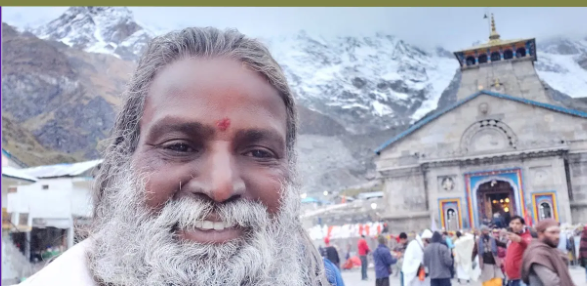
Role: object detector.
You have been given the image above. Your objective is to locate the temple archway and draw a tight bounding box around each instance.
[503,50,514,60]
[459,119,518,155]
[516,47,526,58]
[476,179,516,227]
[490,52,501,62]
[478,54,488,64]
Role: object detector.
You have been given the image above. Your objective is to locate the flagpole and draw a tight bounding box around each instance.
[486,8,491,38]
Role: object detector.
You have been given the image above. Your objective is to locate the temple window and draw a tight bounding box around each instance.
[539,202,553,220]
[503,49,514,60]
[516,47,526,58]
[466,56,476,66]
[490,52,501,62]
[478,54,488,64]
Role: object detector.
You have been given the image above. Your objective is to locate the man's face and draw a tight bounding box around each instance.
[135,57,288,244]
[88,57,307,286]
[482,229,489,236]
[492,230,500,238]
[399,238,407,244]
[540,226,561,247]
[509,218,524,233]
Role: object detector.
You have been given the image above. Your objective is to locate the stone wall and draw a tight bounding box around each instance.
[568,152,587,225]
[424,156,572,228]
[377,94,587,170]
[381,152,580,230]
[384,215,430,234]
[381,167,428,215]
[456,59,554,104]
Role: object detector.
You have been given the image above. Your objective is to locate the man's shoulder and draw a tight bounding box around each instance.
[17,240,95,286]
[323,258,344,286]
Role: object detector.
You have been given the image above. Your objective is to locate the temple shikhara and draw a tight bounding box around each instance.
[374,15,587,232]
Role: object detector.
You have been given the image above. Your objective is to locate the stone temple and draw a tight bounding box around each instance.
[374,15,587,233]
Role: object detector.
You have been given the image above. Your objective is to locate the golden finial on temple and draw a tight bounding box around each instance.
[489,13,501,42]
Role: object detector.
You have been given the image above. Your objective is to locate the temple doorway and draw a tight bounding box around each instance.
[477,180,516,228]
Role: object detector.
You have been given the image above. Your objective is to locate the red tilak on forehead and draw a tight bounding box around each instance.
[216,117,231,131]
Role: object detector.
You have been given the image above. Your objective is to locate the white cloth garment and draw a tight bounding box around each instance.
[453,234,475,281]
[402,235,427,286]
[14,240,95,286]
[471,254,482,282]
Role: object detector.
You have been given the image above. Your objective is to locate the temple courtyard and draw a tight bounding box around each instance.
[340,265,586,286]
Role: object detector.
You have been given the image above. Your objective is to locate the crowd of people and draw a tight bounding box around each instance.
[320,215,588,286]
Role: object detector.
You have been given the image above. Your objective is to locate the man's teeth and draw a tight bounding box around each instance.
[194,221,236,231]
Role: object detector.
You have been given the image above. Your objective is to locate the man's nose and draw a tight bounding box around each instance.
[197,147,245,203]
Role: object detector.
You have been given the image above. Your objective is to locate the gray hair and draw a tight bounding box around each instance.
[377,235,388,245]
[93,27,298,216]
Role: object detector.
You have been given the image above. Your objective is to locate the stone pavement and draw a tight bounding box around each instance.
[340,266,586,286]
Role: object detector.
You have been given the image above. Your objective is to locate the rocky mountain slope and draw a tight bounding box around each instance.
[2,6,586,196]
[2,22,132,162]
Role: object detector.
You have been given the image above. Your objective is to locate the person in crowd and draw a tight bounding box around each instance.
[494,213,506,229]
[402,229,433,286]
[443,231,455,249]
[14,26,344,286]
[504,215,532,286]
[319,245,326,257]
[324,237,341,269]
[558,228,570,257]
[521,219,575,286]
[454,231,475,284]
[442,231,456,279]
[393,232,409,278]
[358,234,371,281]
[478,225,506,286]
[373,235,398,286]
[424,231,453,286]
[493,228,507,275]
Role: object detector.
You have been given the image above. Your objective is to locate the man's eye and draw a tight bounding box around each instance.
[164,143,194,153]
[246,149,274,159]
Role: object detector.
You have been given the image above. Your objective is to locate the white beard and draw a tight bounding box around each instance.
[87,168,323,286]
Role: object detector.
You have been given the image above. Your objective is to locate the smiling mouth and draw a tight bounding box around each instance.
[176,220,245,244]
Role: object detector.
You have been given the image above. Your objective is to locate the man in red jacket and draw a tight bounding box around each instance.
[358,234,371,280]
[503,215,532,286]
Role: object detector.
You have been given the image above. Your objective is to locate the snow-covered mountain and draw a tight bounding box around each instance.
[535,37,587,99]
[263,32,458,133]
[33,7,152,61]
[27,7,586,134]
[28,6,586,135]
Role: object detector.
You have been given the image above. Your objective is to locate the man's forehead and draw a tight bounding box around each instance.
[140,56,288,138]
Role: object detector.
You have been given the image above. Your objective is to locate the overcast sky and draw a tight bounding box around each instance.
[3,7,586,50]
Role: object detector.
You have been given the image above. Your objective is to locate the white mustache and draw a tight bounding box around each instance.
[153,198,271,236]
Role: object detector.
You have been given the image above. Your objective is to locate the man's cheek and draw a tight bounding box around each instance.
[144,178,176,210]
